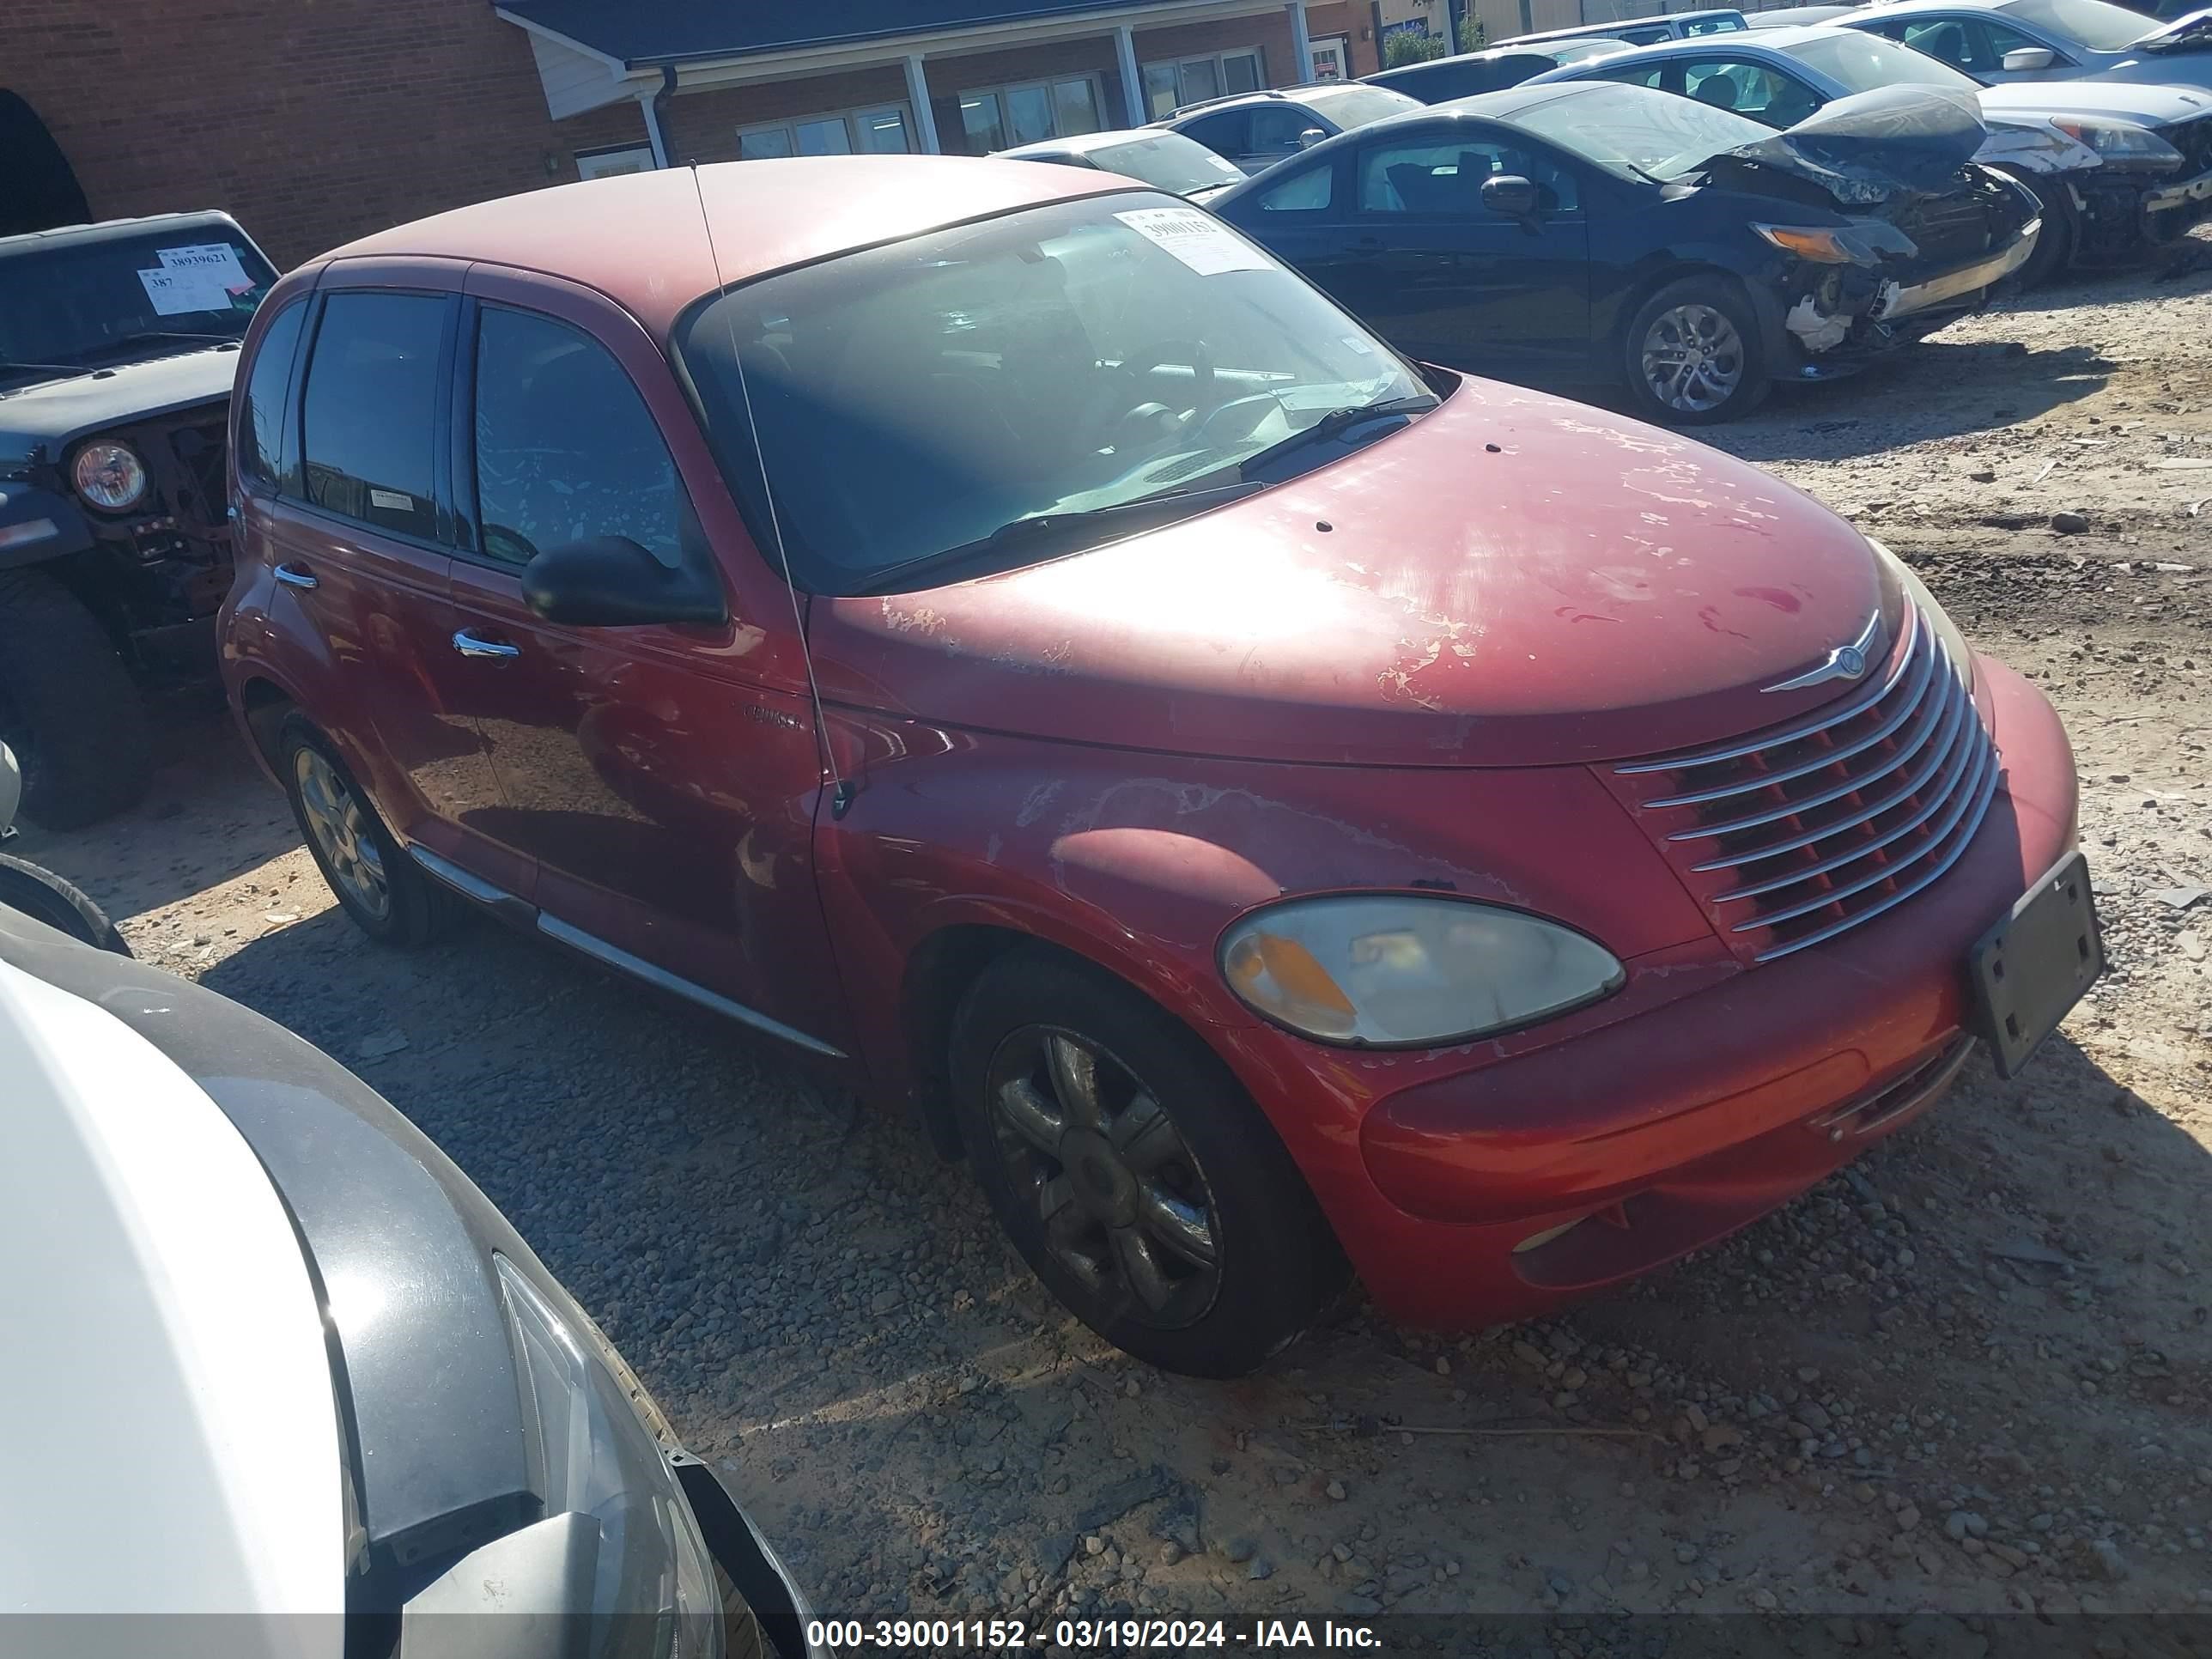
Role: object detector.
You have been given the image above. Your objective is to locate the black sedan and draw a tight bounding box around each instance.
[1211,80,2042,422]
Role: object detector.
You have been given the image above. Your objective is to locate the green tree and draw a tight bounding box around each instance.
[1382,27,1450,66]
[1456,9,1488,49]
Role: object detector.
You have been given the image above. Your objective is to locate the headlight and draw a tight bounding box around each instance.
[495,1255,723,1659]
[1219,894,1625,1047]
[1753,222,1917,268]
[2050,118,2183,167]
[71,440,149,512]
[1868,537,1974,692]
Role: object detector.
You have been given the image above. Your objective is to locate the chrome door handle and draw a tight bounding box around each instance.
[453,629,521,660]
[274,562,318,590]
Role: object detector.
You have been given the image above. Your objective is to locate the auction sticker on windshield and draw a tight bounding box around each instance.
[1115,207,1273,276]
[138,267,222,315]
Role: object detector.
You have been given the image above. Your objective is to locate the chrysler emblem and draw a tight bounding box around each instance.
[1763,611,1886,694]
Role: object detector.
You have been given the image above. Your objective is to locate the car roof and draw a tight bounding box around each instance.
[0,210,249,260]
[1428,79,1627,121]
[1565,22,1833,57]
[1850,0,2017,14]
[319,158,1131,335]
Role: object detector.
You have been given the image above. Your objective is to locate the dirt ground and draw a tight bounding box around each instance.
[21,249,2211,1638]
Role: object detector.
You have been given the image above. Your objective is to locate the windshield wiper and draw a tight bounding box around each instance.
[1236,393,1437,482]
[855,482,1260,595]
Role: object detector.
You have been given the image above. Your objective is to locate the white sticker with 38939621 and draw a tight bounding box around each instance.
[1115,207,1273,276]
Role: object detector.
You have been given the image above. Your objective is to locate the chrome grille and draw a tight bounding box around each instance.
[1608,605,1999,963]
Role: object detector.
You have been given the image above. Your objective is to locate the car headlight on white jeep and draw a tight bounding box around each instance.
[495,1255,723,1659]
[1219,895,1626,1047]
[70,440,149,512]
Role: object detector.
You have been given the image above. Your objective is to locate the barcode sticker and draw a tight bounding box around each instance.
[368,488,415,512]
[1115,207,1273,276]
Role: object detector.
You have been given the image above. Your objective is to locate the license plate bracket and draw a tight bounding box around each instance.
[1968,850,2104,1079]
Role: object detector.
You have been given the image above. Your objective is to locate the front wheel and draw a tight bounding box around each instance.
[950,948,1348,1376]
[0,853,131,954]
[1621,276,1770,426]
[1999,171,2075,288]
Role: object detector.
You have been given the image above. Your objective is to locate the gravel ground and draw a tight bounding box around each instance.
[18,246,2211,1635]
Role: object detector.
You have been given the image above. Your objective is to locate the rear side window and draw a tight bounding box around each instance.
[1177,109,1249,157]
[237,297,307,494]
[471,307,688,569]
[300,292,447,540]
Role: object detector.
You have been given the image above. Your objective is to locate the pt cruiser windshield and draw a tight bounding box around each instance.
[677,192,1430,595]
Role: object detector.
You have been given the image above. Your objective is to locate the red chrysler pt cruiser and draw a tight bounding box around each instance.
[222,159,2100,1376]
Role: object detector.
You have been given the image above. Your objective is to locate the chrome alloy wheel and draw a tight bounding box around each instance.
[985,1026,1224,1328]
[294,746,390,921]
[1641,301,1747,415]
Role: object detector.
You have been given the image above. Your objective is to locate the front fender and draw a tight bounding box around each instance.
[0,482,93,569]
[813,716,1712,1109]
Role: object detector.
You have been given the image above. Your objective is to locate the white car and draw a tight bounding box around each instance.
[1,904,818,1658]
[1845,0,2212,90]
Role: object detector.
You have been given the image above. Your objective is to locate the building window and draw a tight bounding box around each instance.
[575,143,655,179]
[738,104,915,161]
[1140,49,1262,119]
[955,75,1105,153]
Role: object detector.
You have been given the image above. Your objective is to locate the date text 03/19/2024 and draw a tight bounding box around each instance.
[805,1617,1383,1650]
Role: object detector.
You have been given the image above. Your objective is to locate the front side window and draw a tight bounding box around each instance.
[471,307,687,569]
[1681,59,1821,125]
[1897,17,1990,71]
[1358,139,1581,212]
[1786,30,1983,91]
[238,297,308,492]
[0,225,277,390]
[1249,106,1322,157]
[299,291,447,541]
[1251,163,1335,211]
[1682,13,1747,33]
[676,193,1427,595]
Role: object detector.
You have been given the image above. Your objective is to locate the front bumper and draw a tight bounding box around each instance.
[1238,658,2078,1328]
[2144,162,2212,218]
[1874,218,2040,320]
[672,1454,821,1659]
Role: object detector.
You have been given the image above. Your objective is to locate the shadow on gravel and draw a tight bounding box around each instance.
[12,699,296,921]
[1717,341,2112,465]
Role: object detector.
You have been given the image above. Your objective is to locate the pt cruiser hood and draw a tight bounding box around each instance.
[811,380,1899,768]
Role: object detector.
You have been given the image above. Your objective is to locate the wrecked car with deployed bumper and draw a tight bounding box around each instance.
[1212,80,2039,423]
[1978,77,2212,259]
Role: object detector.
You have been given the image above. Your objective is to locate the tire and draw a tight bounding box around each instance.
[2002,171,2075,288]
[950,947,1349,1377]
[1620,275,1771,427]
[0,568,152,830]
[0,854,130,954]
[278,716,454,946]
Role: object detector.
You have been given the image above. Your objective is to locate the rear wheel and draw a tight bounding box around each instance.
[951,948,1347,1376]
[278,716,454,945]
[1621,276,1769,426]
[0,854,130,953]
[0,568,152,830]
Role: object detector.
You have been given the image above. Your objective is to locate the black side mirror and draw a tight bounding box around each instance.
[1480,173,1540,221]
[521,536,729,629]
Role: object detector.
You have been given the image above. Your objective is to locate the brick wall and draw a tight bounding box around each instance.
[0,0,568,268]
[563,99,652,158]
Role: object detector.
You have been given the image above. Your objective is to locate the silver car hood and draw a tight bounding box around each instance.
[0,957,347,1632]
[1980,76,2212,125]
